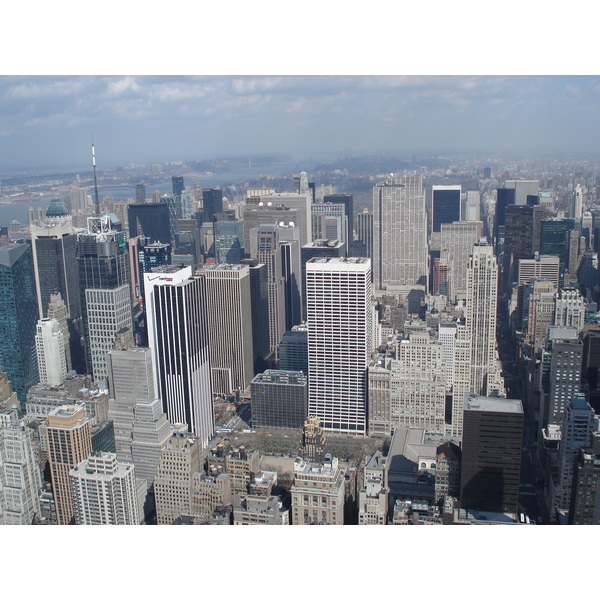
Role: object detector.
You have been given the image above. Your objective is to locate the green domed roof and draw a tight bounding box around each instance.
[45,198,70,218]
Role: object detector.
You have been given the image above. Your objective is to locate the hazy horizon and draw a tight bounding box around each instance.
[1,75,600,173]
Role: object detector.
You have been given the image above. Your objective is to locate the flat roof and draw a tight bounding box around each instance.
[464,394,523,414]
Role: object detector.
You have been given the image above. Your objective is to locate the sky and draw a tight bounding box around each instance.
[1,75,599,172]
[1,2,598,174]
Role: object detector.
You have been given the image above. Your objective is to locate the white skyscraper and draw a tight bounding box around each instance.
[451,242,500,438]
[573,184,583,220]
[35,318,67,387]
[69,451,145,525]
[373,175,428,291]
[144,265,214,448]
[306,257,372,434]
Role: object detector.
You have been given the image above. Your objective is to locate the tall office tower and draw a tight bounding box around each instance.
[77,216,132,386]
[311,203,346,246]
[0,367,18,411]
[565,230,582,287]
[295,171,310,196]
[214,219,244,264]
[46,294,72,373]
[355,208,373,259]
[172,176,184,197]
[144,265,213,447]
[154,428,202,525]
[518,254,561,289]
[568,447,600,524]
[107,338,172,487]
[175,218,202,266]
[368,356,393,436]
[323,194,354,246]
[391,333,446,434]
[432,253,450,296]
[526,285,557,352]
[532,205,555,255]
[306,257,372,434]
[255,226,286,359]
[277,227,302,330]
[128,237,172,306]
[279,324,308,374]
[250,370,308,429]
[256,192,312,248]
[241,259,271,373]
[578,250,598,295]
[555,395,596,515]
[0,409,42,524]
[373,175,428,290]
[431,185,461,233]
[202,188,223,223]
[554,288,587,333]
[160,195,179,245]
[493,187,516,252]
[0,244,39,406]
[127,203,171,245]
[440,221,483,301]
[135,184,146,204]
[505,179,539,206]
[68,185,89,216]
[45,405,92,525]
[542,332,583,429]
[29,199,82,359]
[459,394,524,513]
[439,322,457,393]
[69,451,144,525]
[243,204,302,258]
[198,264,254,396]
[503,204,534,287]
[466,242,499,396]
[573,184,584,220]
[35,318,67,387]
[540,218,577,276]
[178,188,193,220]
[300,240,346,320]
[465,191,480,222]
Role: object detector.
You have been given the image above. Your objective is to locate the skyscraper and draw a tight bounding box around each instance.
[135,184,146,204]
[127,203,171,245]
[0,244,39,405]
[77,215,132,385]
[144,265,213,447]
[35,318,67,387]
[373,175,428,290]
[214,219,244,264]
[355,208,373,259]
[323,193,354,247]
[198,264,254,396]
[45,405,92,525]
[431,185,461,233]
[306,257,372,434]
[202,188,223,223]
[460,394,523,513]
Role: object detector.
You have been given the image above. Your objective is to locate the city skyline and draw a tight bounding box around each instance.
[1,75,600,172]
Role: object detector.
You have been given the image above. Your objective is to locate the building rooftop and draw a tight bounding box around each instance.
[464,394,523,414]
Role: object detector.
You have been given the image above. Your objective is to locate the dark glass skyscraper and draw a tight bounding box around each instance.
[431,185,461,233]
[214,220,244,264]
[128,203,171,245]
[172,176,184,197]
[202,188,223,223]
[0,244,39,405]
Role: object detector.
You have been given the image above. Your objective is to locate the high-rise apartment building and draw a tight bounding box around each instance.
[144,265,213,447]
[45,405,92,525]
[69,451,144,525]
[460,394,523,513]
[35,318,67,387]
[198,264,254,395]
[306,257,372,434]
[373,175,428,290]
[0,244,39,405]
[77,215,132,385]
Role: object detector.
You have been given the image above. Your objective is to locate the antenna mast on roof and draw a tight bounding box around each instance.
[92,138,100,216]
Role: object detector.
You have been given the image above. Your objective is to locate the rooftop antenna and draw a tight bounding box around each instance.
[92,137,100,216]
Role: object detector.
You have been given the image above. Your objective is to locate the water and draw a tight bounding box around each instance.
[0,198,54,227]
